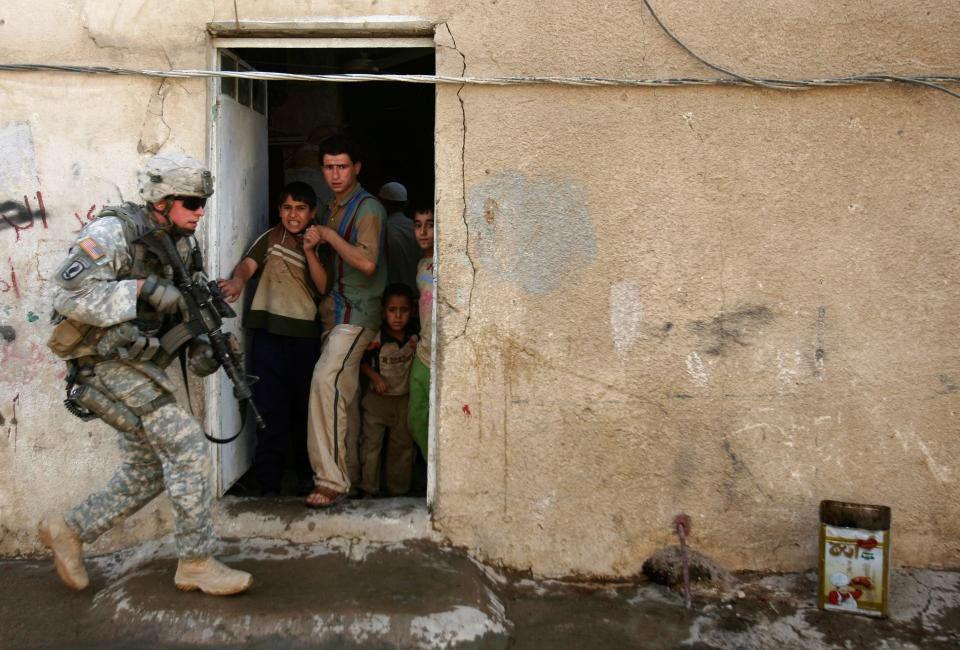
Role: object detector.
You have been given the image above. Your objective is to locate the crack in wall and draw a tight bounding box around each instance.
[439,22,475,343]
[160,46,174,71]
[81,22,107,50]
[138,79,172,155]
[638,0,649,68]
[79,7,133,55]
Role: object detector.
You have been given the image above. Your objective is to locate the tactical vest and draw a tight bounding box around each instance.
[47,203,198,359]
[103,202,194,284]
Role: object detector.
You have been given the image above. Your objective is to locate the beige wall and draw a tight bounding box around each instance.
[0,1,957,576]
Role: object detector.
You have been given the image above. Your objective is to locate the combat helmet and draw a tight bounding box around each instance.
[138,152,214,204]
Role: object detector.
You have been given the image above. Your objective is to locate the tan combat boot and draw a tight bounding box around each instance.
[174,557,253,596]
[37,517,89,591]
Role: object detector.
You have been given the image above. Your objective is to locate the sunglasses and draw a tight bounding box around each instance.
[174,196,207,210]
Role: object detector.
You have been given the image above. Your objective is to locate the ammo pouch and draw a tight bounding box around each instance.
[63,363,176,432]
[92,321,196,368]
[66,383,142,433]
[47,318,104,359]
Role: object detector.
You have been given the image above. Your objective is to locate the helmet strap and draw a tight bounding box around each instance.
[148,200,176,232]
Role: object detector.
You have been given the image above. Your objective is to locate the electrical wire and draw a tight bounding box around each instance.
[1,63,958,95]
[0,2,958,100]
[640,0,960,99]
[641,0,784,90]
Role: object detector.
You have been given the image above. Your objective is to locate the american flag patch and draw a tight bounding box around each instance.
[78,237,105,261]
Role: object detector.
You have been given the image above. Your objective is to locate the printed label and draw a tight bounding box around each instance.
[820,525,888,617]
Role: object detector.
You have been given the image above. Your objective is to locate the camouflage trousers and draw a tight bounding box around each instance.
[65,361,216,559]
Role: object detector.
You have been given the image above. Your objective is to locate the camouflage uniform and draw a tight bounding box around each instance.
[53,211,216,559]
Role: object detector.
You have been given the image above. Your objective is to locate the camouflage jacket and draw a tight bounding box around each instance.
[52,203,193,333]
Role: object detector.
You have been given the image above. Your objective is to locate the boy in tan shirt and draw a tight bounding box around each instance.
[218,182,327,496]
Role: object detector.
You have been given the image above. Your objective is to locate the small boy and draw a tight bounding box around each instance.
[408,205,434,460]
[217,181,327,496]
[356,283,419,497]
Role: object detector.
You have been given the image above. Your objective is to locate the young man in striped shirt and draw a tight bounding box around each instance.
[302,135,387,508]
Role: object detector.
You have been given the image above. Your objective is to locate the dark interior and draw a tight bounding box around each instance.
[234,47,436,221]
[224,46,434,498]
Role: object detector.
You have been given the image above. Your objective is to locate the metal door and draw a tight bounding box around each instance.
[209,50,268,495]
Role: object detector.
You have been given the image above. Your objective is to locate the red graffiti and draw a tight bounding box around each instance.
[0,259,20,298]
[462,404,472,416]
[1,341,45,373]
[34,191,48,228]
[2,191,47,241]
[73,204,97,232]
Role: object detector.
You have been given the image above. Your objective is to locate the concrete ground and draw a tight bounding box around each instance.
[3,498,958,649]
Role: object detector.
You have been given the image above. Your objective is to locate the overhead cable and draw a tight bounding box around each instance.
[1,63,957,97]
[0,1,958,99]
[639,0,960,99]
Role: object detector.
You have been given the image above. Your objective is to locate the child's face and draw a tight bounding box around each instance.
[384,295,412,333]
[278,195,316,235]
[413,210,434,252]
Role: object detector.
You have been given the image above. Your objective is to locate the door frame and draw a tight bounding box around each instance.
[204,25,439,504]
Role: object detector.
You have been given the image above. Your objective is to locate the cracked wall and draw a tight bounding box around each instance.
[1,1,959,577]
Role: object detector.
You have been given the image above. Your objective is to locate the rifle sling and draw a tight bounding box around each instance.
[177,348,246,444]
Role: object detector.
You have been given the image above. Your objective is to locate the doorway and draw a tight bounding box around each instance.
[206,39,436,500]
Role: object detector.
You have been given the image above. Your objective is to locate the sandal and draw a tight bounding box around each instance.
[305,485,347,509]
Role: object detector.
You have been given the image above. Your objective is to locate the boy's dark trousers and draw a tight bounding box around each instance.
[250,329,322,494]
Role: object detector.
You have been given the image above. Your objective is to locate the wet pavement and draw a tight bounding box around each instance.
[3,533,958,649]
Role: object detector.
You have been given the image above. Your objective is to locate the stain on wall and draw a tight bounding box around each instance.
[466,171,596,294]
[2,393,19,451]
[687,305,775,356]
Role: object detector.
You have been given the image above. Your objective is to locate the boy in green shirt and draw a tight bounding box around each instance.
[408,205,434,459]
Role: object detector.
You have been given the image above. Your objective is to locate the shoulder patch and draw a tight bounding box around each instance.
[78,237,106,261]
[61,258,88,281]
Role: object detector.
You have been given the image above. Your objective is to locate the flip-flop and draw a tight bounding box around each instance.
[305,485,347,509]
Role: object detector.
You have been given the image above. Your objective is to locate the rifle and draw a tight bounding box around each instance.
[147,229,266,443]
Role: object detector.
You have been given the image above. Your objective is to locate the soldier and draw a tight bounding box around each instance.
[38,152,253,596]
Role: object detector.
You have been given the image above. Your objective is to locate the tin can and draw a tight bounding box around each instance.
[818,500,891,617]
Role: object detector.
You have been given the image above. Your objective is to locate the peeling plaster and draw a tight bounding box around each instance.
[467,170,596,294]
[775,349,803,391]
[610,280,644,357]
[893,424,952,483]
[0,122,39,197]
[686,351,709,387]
